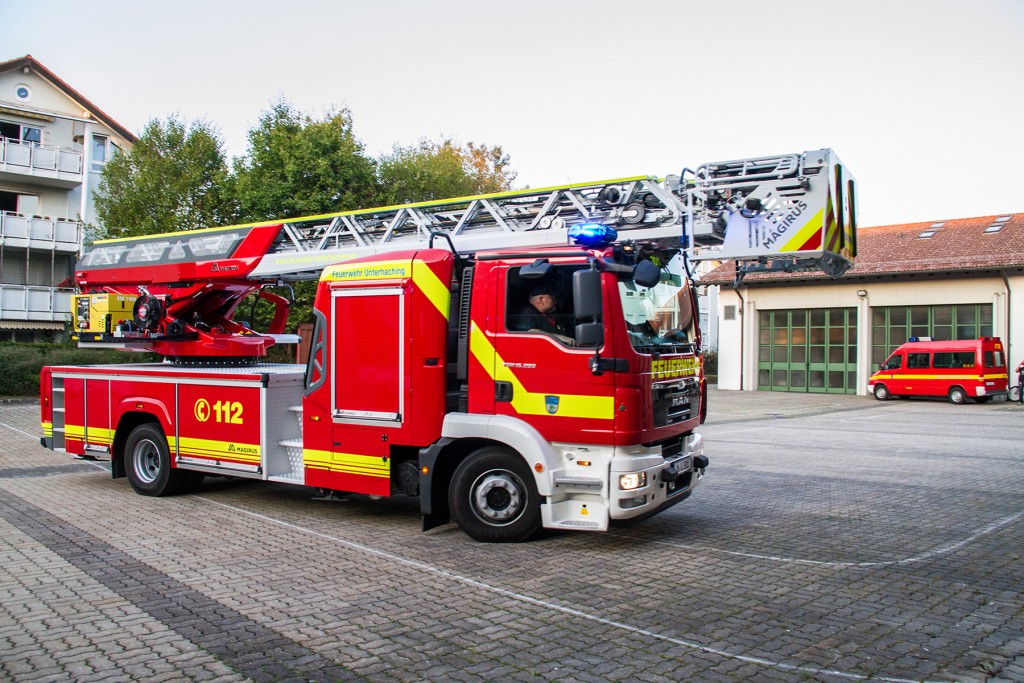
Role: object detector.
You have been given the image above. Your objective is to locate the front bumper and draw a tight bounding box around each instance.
[541,433,707,531]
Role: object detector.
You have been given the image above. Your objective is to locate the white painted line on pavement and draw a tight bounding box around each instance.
[196,496,941,683]
[0,419,39,440]
[648,509,1024,567]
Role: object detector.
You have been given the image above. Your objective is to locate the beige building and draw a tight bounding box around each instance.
[702,214,1023,395]
[0,55,135,341]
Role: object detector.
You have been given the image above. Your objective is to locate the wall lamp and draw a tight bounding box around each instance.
[856,289,868,298]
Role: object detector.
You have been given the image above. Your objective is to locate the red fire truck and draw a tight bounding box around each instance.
[40,150,856,541]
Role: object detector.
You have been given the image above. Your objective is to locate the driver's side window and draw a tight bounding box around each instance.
[504,265,578,342]
[881,353,903,371]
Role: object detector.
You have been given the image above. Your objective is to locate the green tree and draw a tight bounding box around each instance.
[376,138,517,205]
[232,101,378,221]
[94,116,235,238]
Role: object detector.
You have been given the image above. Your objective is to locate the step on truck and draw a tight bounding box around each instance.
[40,149,857,541]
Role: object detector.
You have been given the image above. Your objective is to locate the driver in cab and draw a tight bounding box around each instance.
[517,283,569,336]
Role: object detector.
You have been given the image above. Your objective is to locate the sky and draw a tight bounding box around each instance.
[5,0,1024,228]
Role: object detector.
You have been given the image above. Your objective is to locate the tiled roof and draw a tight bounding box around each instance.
[0,54,136,142]
[700,213,1024,285]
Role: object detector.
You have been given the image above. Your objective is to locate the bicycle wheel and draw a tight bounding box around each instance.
[1010,385,1021,403]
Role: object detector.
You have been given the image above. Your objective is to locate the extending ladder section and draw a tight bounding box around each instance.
[250,176,685,280]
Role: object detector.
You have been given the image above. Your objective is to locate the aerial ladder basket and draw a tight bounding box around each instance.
[682,149,857,278]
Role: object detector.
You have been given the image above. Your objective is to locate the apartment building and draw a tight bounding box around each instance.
[0,55,135,341]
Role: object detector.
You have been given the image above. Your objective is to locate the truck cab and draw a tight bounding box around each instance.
[297,235,707,541]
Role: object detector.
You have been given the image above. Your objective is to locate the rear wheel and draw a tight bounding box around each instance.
[947,386,967,405]
[449,447,541,542]
[1009,385,1021,403]
[124,423,187,496]
[873,384,890,401]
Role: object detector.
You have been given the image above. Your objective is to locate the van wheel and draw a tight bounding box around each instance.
[948,386,967,405]
[125,423,187,496]
[873,384,890,401]
[449,447,541,543]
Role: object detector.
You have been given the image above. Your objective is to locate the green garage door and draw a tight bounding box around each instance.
[871,304,994,365]
[758,308,857,393]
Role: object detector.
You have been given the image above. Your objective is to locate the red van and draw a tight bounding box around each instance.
[868,337,1008,404]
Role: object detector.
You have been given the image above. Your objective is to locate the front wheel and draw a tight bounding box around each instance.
[1009,385,1021,403]
[948,386,967,405]
[124,423,187,496]
[873,384,890,401]
[449,447,542,542]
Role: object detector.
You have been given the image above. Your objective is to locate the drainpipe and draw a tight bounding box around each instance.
[734,280,746,391]
[1001,270,1012,362]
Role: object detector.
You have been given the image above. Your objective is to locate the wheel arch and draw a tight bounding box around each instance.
[112,411,169,479]
[419,414,560,530]
[438,414,559,495]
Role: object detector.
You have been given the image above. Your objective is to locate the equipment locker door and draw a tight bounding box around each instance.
[331,287,403,422]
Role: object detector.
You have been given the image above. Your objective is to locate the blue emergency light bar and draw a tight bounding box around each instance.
[569,223,618,247]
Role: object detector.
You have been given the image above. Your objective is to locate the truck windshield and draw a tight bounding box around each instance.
[618,255,696,353]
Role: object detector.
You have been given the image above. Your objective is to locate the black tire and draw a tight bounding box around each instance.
[948,386,967,405]
[449,447,542,542]
[873,384,890,401]
[124,423,187,496]
[1009,385,1021,403]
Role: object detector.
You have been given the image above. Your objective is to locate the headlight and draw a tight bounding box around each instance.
[619,472,647,490]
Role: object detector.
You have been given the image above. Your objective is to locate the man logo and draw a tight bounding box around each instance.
[545,395,559,415]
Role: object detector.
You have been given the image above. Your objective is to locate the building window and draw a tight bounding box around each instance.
[723,305,736,321]
[91,134,109,171]
[0,121,42,144]
[871,304,994,365]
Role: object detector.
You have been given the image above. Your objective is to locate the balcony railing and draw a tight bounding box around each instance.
[0,138,83,186]
[0,285,73,323]
[0,212,80,252]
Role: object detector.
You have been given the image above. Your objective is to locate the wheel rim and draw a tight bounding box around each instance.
[469,469,526,526]
[951,389,964,403]
[132,438,161,484]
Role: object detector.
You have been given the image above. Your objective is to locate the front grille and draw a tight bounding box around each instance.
[652,377,700,427]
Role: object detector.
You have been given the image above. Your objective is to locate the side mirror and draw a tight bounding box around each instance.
[575,322,604,347]
[633,260,661,288]
[573,269,602,320]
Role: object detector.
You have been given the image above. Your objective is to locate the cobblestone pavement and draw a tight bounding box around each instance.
[1,389,1022,682]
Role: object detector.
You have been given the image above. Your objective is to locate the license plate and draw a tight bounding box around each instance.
[675,456,691,471]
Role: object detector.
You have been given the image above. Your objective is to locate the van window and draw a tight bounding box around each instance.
[880,353,903,370]
[984,350,1005,368]
[934,351,974,368]
[907,352,929,369]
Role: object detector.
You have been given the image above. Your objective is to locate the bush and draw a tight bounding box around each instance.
[0,343,158,397]
[702,348,718,375]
